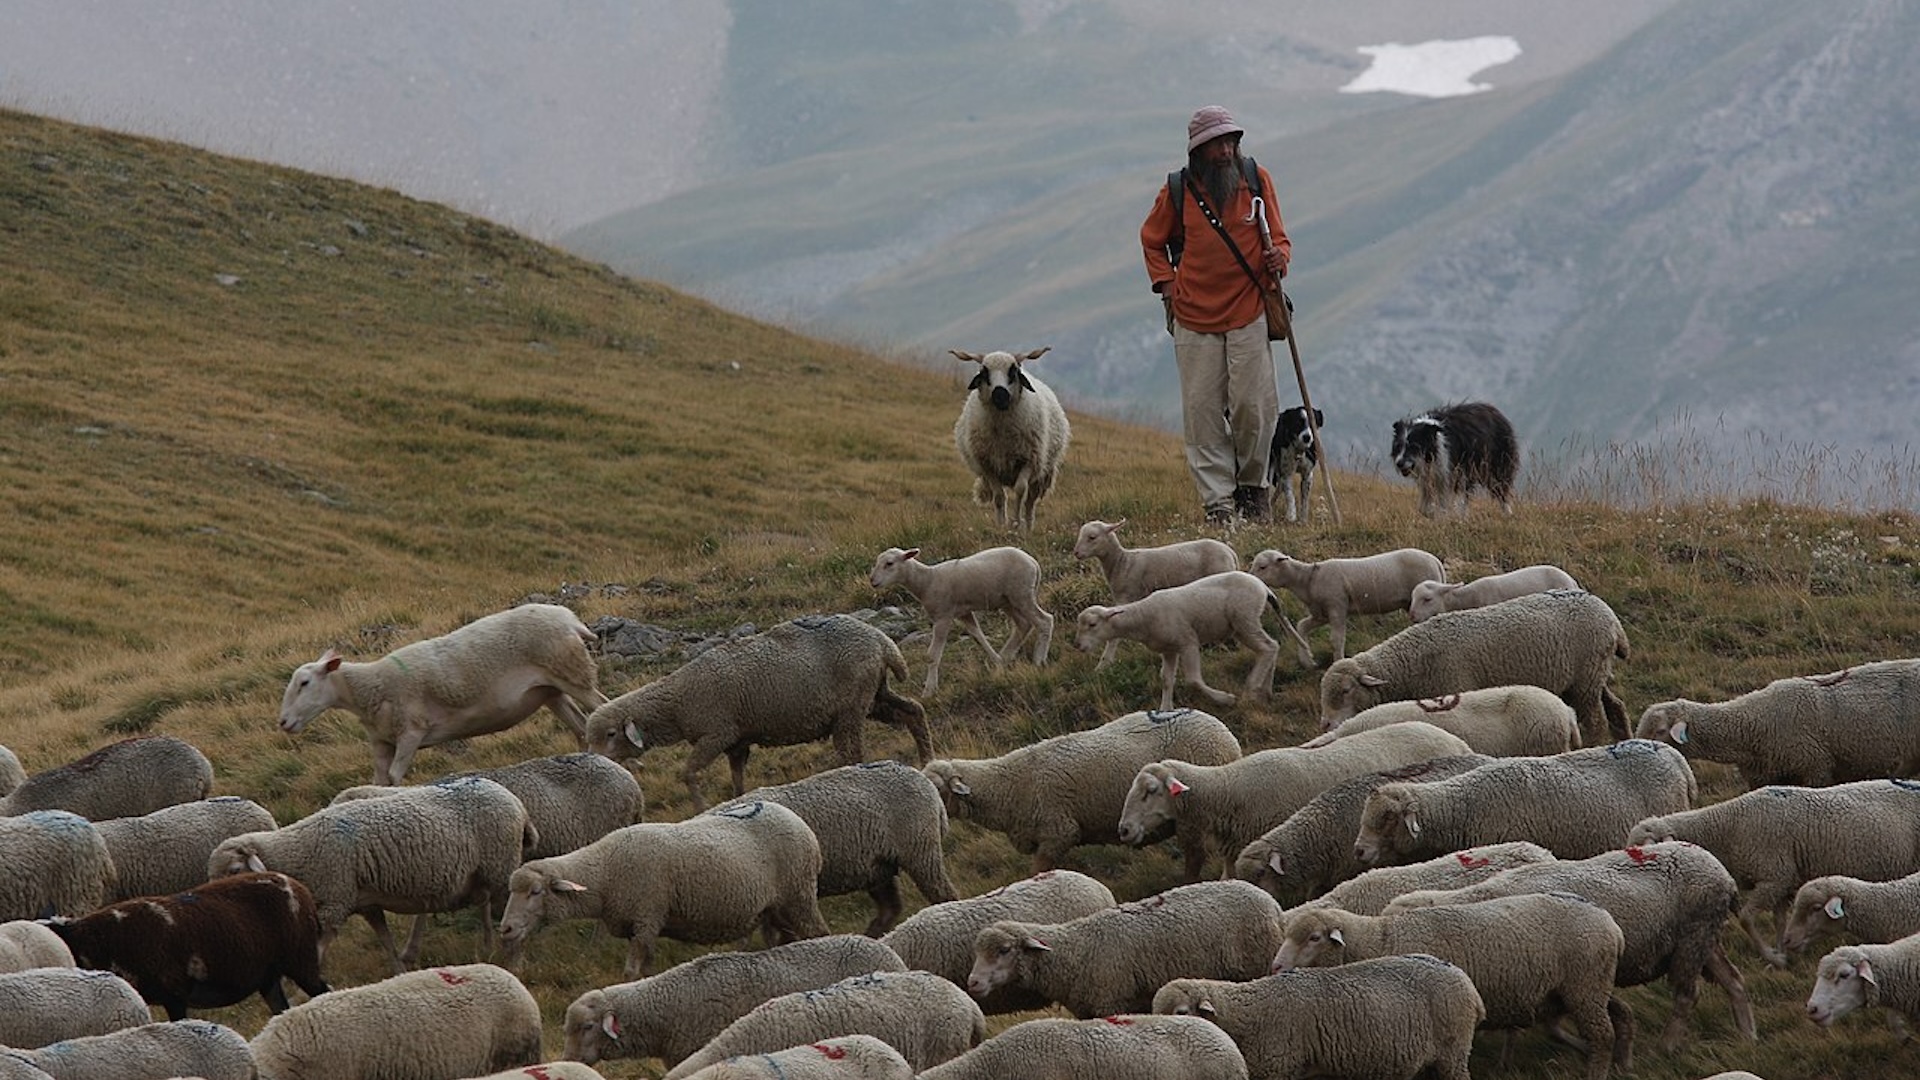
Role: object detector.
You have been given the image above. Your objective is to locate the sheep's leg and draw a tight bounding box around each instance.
[548,695,592,748]
[1175,646,1236,707]
[397,911,431,968]
[1704,941,1756,1041]
[369,741,399,787]
[726,745,753,798]
[1028,609,1053,666]
[1326,610,1349,662]
[361,908,407,975]
[1241,630,1279,706]
[862,876,904,938]
[681,736,731,811]
[1096,639,1120,669]
[623,932,655,979]
[1608,995,1636,1072]
[1564,996,1614,1080]
[258,977,292,1015]
[385,727,429,786]
[957,613,1002,670]
[1289,614,1320,668]
[831,719,868,767]
[1739,887,1790,968]
[1158,652,1182,711]
[924,618,954,695]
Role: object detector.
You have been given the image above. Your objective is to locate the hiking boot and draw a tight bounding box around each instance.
[1204,502,1237,527]
[1234,485,1274,525]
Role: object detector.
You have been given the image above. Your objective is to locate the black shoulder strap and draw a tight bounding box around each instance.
[1166,157,1261,268]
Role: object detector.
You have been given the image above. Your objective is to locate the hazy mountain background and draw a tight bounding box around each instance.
[5,0,1914,475]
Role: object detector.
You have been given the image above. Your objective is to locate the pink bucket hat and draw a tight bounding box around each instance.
[1187,105,1244,152]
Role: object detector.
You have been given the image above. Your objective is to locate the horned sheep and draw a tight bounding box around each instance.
[562,934,907,1068]
[951,346,1070,534]
[1356,741,1696,867]
[964,880,1284,1019]
[0,921,72,974]
[94,795,278,903]
[1628,778,1920,968]
[1303,684,1581,756]
[923,708,1241,872]
[1388,841,1757,1049]
[917,1014,1250,1080]
[499,799,828,978]
[1073,570,1314,711]
[1152,955,1483,1080]
[0,735,212,821]
[1233,754,1494,904]
[868,545,1052,694]
[0,810,114,921]
[1118,721,1474,881]
[1247,546,1444,667]
[1408,564,1580,622]
[250,963,542,1080]
[1274,893,1630,1080]
[1309,841,1559,917]
[1783,869,1920,955]
[0,968,152,1049]
[880,870,1117,1015]
[585,613,930,810]
[209,775,535,970]
[662,970,986,1079]
[1071,519,1238,669]
[1319,589,1632,744]
[672,1035,913,1080]
[5,1019,256,1080]
[334,751,642,860]
[1635,659,1920,788]
[723,760,957,936]
[279,602,606,785]
[47,871,328,1021]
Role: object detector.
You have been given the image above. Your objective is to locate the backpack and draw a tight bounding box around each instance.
[1164,155,1263,268]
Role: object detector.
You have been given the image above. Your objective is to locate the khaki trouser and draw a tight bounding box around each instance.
[1173,316,1280,513]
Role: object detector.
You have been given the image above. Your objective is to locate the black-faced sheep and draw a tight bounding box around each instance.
[0,735,212,821]
[586,614,930,810]
[48,870,328,1020]
[951,347,1070,533]
[868,545,1053,694]
[278,601,608,784]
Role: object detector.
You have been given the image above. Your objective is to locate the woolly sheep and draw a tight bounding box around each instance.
[0,744,23,797]
[0,735,212,821]
[1319,589,1632,744]
[722,760,956,936]
[250,962,542,1080]
[1248,546,1444,667]
[1071,519,1238,669]
[663,969,986,1079]
[1073,570,1314,711]
[951,347,1070,533]
[880,870,1117,1015]
[868,545,1052,694]
[1783,869,1920,955]
[1233,754,1494,904]
[1635,659,1920,788]
[94,796,278,903]
[209,775,535,971]
[585,614,930,810]
[1629,778,1920,968]
[500,799,828,978]
[672,1035,913,1080]
[1356,740,1696,867]
[1312,841,1559,917]
[1274,893,1630,1080]
[1387,841,1758,1050]
[48,871,328,1021]
[0,921,73,974]
[468,1066,609,1080]
[923,708,1241,872]
[917,1014,1250,1080]
[965,880,1284,1019]
[562,934,906,1068]
[278,601,608,785]
[1408,564,1580,622]
[0,968,151,1049]
[1152,955,1483,1080]
[0,810,114,921]
[1807,932,1920,1031]
[6,1019,255,1080]
[1303,684,1581,756]
[1119,722,1474,881]
[335,752,643,860]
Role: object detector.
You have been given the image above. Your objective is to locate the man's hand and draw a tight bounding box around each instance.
[1265,249,1288,279]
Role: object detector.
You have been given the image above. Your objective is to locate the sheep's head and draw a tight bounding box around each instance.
[953,347,1049,411]
[869,547,920,590]
[1625,815,1678,846]
[1117,762,1186,846]
[924,761,976,819]
[1634,701,1693,747]
[1354,785,1418,865]
[585,686,676,761]
[563,989,624,1065]
[1073,606,1121,652]
[500,864,590,946]
[1271,910,1349,972]
[209,837,269,878]
[967,922,1047,998]
[1808,946,1879,1027]
[279,649,346,733]
[1406,579,1457,623]
[1151,979,1220,1021]
[1318,659,1386,729]
[1072,519,1123,560]
[1783,884,1849,955]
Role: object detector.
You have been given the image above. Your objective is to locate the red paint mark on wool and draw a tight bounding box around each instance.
[813,1044,848,1059]
[1455,852,1490,869]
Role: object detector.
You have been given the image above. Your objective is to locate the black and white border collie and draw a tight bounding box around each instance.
[1390,402,1518,517]
[1267,406,1323,523]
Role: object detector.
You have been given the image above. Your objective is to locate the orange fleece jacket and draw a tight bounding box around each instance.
[1140,166,1290,335]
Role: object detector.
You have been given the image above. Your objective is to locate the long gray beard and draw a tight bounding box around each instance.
[1199,154,1244,209]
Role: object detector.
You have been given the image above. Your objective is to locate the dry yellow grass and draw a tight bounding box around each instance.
[4,106,1918,1078]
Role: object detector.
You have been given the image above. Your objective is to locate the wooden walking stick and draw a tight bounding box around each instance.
[1250,198,1341,524]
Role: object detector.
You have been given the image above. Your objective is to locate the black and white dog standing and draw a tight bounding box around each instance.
[1390,402,1518,517]
[1267,406,1323,523]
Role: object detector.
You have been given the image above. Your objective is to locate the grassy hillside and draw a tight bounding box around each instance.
[5,107,1920,1078]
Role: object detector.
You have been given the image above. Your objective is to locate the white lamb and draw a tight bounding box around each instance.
[1408,564,1580,622]
[279,601,609,784]
[952,347,1070,533]
[1074,570,1314,711]
[1247,546,1444,667]
[868,545,1052,694]
[1071,519,1238,669]
[1302,685,1582,756]
[0,921,73,974]
[1808,933,1920,1032]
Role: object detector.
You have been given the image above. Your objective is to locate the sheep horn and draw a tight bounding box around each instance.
[950,350,983,363]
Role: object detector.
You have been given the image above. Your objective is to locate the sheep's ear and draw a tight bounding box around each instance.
[1107,519,1126,534]
[1328,927,1344,946]
[951,350,982,363]
[1826,896,1847,920]
[1403,809,1422,838]
[948,777,972,797]
[1021,936,1052,952]
[623,722,645,750]
[319,649,343,673]
[553,879,588,893]
[1021,347,1051,361]
[1670,720,1690,745]
[601,1013,621,1039]
[1197,998,1217,1017]
[1859,959,1878,987]
[902,548,920,560]
[1358,673,1388,688]
[1267,852,1286,876]
[245,853,268,874]
[1167,777,1190,797]
[1014,369,1035,392]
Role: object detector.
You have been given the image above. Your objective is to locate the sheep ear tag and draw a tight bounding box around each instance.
[623,722,645,750]
[601,1013,621,1039]
[1328,927,1344,946]
[1826,896,1847,920]
[949,778,972,797]
[1670,720,1689,745]
[1167,777,1190,797]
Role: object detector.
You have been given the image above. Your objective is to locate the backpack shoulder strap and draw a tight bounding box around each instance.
[1166,169,1186,266]
[1242,155,1263,199]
